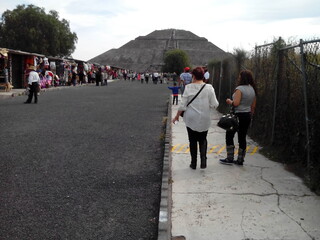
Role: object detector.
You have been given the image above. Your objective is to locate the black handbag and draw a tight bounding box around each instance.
[180,84,206,117]
[217,109,239,131]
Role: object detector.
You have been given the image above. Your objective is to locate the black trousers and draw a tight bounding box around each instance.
[226,112,251,149]
[173,96,178,105]
[26,82,39,103]
[186,127,208,164]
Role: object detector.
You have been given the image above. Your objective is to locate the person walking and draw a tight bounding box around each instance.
[96,67,102,86]
[153,72,159,84]
[71,66,77,86]
[179,67,192,94]
[145,72,150,84]
[78,70,85,85]
[219,70,257,165]
[203,66,210,83]
[168,83,181,105]
[140,73,145,84]
[172,67,219,169]
[24,66,40,104]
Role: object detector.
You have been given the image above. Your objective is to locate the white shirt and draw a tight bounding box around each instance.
[204,71,210,80]
[28,71,40,85]
[178,83,219,132]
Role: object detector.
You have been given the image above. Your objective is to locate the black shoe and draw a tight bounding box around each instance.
[24,101,31,104]
[189,164,196,170]
[200,164,207,169]
[233,160,243,166]
[219,158,233,165]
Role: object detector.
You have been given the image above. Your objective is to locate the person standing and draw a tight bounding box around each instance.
[123,70,127,81]
[219,70,257,165]
[104,70,108,86]
[24,66,40,104]
[71,66,77,86]
[95,67,102,86]
[153,72,159,84]
[172,72,178,84]
[203,66,210,83]
[90,69,96,84]
[168,83,181,105]
[179,67,192,94]
[78,70,85,85]
[172,67,219,169]
[145,72,150,84]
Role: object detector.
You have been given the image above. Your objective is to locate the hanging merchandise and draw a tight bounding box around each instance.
[50,61,56,71]
[43,57,49,68]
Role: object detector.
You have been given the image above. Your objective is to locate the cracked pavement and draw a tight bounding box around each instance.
[170,103,320,240]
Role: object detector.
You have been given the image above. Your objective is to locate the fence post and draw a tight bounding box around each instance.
[271,50,279,144]
[299,39,311,181]
[271,37,282,144]
[254,46,257,79]
[229,69,232,98]
[211,65,214,85]
[218,61,222,103]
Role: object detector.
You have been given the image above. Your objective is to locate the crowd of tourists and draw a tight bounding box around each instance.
[122,71,180,84]
[24,61,122,89]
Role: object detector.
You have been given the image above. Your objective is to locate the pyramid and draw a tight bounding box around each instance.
[89,29,230,72]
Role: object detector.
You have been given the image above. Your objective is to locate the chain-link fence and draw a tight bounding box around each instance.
[209,38,320,193]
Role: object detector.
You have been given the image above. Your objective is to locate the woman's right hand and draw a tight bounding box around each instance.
[226,98,233,105]
[172,115,179,124]
[172,112,182,124]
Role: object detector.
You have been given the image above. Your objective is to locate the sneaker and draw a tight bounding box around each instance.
[219,158,233,165]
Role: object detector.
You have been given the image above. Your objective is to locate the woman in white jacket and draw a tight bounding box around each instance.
[173,67,219,169]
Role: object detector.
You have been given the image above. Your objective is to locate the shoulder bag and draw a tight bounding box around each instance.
[217,107,239,131]
[180,84,206,117]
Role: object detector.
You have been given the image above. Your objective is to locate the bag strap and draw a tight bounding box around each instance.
[186,84,206,106]
[230,105,237,115]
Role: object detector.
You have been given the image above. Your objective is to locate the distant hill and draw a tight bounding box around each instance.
[89,29,231,72]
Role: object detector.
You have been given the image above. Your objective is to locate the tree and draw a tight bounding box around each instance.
[162,49,190,74]
[0,4,77,57]
[233,48,248,73]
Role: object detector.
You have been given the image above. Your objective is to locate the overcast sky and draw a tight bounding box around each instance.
[1,0,319,61]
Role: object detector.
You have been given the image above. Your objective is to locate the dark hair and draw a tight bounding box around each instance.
[191,67,204,81]
[237,70,257,94]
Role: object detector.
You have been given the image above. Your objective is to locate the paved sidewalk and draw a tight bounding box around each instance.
[0,88,26,99]
[0,82,115,100]
[170,100,320,240]
[0,86,72,100]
